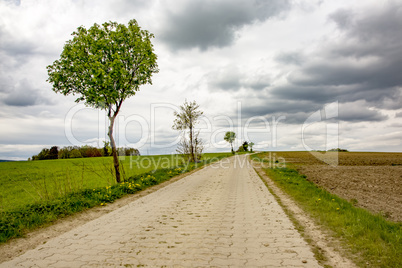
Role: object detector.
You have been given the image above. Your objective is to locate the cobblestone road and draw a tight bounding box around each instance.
[1,155,321,267]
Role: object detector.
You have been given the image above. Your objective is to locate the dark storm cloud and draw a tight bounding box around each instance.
[241,98,388,125]
[0,75,12,93]
[286,2,402,110]
[0,25,36,57]
[0,23,39,75]
[159,0,291,51]
[338,102,388,122]
[206,65,270,92]
[3,93,37,106]
[0,79,50,107]
[258,84,398,123]
[288,58,402,92]
[328,8,354,29]
[242,99,318,116]
[241,103,316,125]
[272,84,402,110]
[0,39,36,69]
[208,66,241,91]
[240,98,320,124]
[206,1,402,125]
[284,1,402,95]
[330,4,402,56]
[271,85,338,103]
[338,110,386,122]
[246,76,271,91]
[274,52,304,66]
[246,2,402,123]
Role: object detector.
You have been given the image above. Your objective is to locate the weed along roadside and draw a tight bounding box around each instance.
[251,152,402,268]
[0,153,231,245]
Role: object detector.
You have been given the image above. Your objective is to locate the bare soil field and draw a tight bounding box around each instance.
[273,152,402,222]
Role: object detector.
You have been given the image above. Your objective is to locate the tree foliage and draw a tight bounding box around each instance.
[47,19,158,182]
[249,142,255,152]
[48,146,59,159]
[32,148,51,161]
[236,141,249,153]
[172,100,204,162]
[237,145,245,153]
[224,131,236,154]
[242,141,249,152]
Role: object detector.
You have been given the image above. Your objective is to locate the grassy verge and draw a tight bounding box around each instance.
[0,154,191,212]
[252,153,402,268]
[0,153,230,244]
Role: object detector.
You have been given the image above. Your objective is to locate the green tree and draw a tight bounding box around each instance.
[58,147,70,159]
[49,146,59,159]
[172,100,204,162]
[102,141,112,156]
[237,145,245,153]
[249,142,254,152]
[38,148,50,160]
[70,149,83,158]
[224,131,236,154]
[47,20,158,183]
[242,141,249,152]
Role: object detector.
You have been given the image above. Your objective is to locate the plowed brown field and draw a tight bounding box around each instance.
[271,152,402,222]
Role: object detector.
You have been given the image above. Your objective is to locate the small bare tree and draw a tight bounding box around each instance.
[173,100,204,162]
[176,132,203,162]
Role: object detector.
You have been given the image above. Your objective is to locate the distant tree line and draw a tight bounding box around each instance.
[328,148,348,152]
[312,148,349,152]
[236,141,255,153]
[31,144,140,161]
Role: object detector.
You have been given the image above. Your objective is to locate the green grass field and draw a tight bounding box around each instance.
[0,153,228,212]
[0,153,231,243]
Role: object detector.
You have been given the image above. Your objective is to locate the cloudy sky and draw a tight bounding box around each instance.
[1,0,401,160]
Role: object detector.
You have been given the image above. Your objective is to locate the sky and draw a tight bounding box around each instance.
[0,0,401,160]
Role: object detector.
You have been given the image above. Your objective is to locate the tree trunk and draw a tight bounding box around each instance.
[189,121,194,162]
[108,115,121,183]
